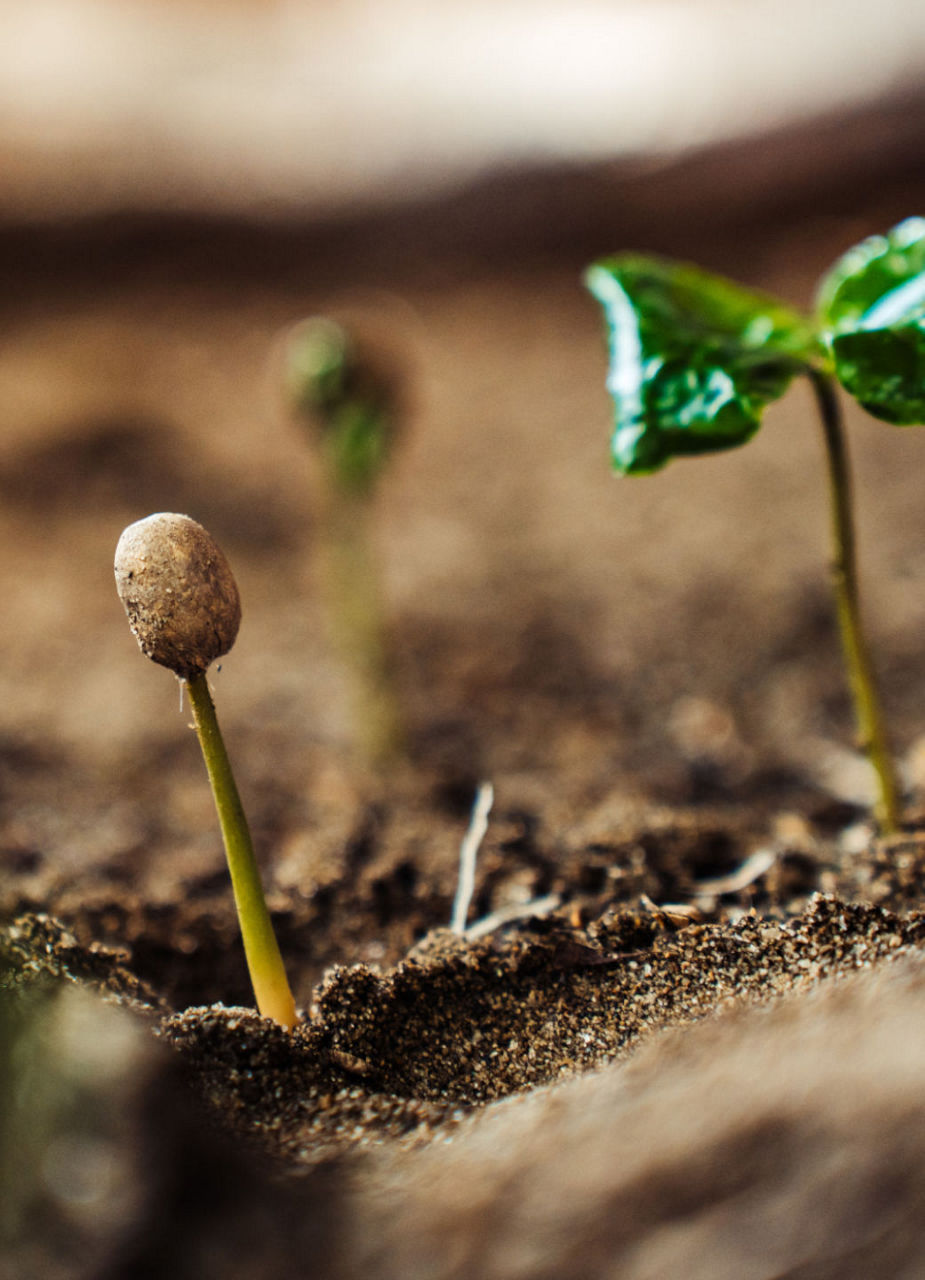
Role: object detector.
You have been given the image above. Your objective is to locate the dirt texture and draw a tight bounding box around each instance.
[6,109,925,1278]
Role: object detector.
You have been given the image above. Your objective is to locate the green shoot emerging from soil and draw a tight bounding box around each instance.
[114,512,297,1028]
[284,316,405,768]
[584,218,925,834]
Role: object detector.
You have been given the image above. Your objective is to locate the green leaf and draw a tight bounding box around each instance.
[584,254,816,474]
[817,217,925,424]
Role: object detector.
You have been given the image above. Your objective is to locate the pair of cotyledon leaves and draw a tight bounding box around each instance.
[584,217,925,474]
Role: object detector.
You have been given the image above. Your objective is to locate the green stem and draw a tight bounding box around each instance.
[809,369,901,833]
[318,477,405,768]
[185,672,297,1028]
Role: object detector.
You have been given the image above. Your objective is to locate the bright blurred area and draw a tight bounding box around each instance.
[3,0,925,221]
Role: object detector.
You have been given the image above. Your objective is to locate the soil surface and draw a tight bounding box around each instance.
[6,115,925,1278]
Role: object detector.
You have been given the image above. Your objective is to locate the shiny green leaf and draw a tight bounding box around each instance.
[584,255,816,474]
[817,217,925,424]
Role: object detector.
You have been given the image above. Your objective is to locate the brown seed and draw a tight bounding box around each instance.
[114,513,241,679]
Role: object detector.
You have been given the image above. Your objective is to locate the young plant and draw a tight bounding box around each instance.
[114,512,297,1028]
[584,217,925,834]
[283,316,405,768]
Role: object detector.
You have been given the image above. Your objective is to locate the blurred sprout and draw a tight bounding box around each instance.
[282,314,408,768]
[284,316,399,497]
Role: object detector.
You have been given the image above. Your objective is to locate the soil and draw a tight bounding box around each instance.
[6,114,925,1278]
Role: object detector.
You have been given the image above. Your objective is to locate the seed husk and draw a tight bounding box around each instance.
[115,513,241,680]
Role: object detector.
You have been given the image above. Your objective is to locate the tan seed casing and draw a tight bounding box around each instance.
[115,513,241,679]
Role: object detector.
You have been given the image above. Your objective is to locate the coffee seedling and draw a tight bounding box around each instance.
[284,316,405,767]
[115,513,297,1028]
[585,218,925,833]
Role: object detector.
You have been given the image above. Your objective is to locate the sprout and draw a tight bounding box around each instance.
[283,316,406,767]
[284,315,398,499]
[115,513,297,1029]
[583,221,925,834]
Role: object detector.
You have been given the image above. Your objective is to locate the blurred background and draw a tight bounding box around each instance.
[3,0,925,221]
[4,0,925,886]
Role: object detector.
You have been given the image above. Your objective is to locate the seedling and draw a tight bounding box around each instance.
[114,512,297,1028]
[284,316,405,767]
[585,217,925,834]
